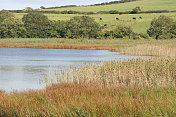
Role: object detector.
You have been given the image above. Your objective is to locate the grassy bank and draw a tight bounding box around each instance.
[1,38,176,56]
[0,57,176,116]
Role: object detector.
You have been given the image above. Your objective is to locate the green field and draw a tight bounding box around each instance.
[15,12,176,33]
[14,0,176,34]
[40,0,176,12]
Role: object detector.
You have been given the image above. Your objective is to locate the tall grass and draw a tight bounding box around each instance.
[58,58,176,87]
[0,39,176,116]
[0,57,176,116]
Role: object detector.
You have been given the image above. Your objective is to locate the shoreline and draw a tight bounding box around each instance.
[0,44,120,51]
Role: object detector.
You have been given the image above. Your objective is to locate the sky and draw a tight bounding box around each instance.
[0,0,114,10]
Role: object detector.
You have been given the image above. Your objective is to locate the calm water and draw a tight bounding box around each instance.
[0,47,138,92]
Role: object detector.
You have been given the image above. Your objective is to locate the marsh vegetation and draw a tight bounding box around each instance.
[0,0,176,116]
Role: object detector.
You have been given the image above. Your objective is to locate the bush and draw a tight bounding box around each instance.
[98,30,114,39]
[132,33,149,40]
[66,16,101,38]
[112,26,133,39]
[147,15,174,39]
[170,22,176,36]
[99,26,134,39]
[0,17,26,38]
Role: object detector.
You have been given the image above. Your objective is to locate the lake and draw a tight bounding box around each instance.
[0,47,138,92]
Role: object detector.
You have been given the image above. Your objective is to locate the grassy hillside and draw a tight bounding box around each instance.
[15,12,176,33]
[13,0,176,34]
[40,0,176,12]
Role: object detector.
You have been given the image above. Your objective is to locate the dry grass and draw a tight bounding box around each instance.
[57,58,176,87]
[0,57,176,116]
[121,43,176,58]
[0,84,176,116]
[0,43,120,51]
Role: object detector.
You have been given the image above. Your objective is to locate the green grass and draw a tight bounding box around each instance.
[40,0,176,12]
[14,12,176,33]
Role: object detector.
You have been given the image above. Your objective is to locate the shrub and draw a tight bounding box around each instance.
[99,26,134,39]
[98,30,114,39]
[112,26,133,39]
[66,16,101,38]
[170,22,176,36]
[132,33,149,40]
[0,17,26,38]
[147,15,174,39]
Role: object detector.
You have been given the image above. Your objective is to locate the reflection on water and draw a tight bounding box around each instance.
[0,47,138,92]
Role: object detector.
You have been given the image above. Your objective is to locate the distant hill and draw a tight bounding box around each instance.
[41,0,176,12]
[43,0,138,9]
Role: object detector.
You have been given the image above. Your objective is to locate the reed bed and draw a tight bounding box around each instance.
[58,58,176,87]
[121,44,176,58]
[0,57,176,116]
[0,39,176,116]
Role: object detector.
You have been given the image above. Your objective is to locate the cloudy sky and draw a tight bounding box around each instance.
[0,0,114,10]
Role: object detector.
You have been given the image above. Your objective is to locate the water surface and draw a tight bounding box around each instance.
[0,47,138,92]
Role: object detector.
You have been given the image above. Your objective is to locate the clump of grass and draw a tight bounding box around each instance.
[58,58,176,87]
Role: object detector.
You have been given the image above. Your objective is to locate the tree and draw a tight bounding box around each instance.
[0,17,26,38]
[22,13,51,38]
[66,16,101,38]
[43,20,67,38]
[24,7,33,12]
[130,6,141,14]
[147,15,174,39]
[112,26,133,39]
[40,6,46,9]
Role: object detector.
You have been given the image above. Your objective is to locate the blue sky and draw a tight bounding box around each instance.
[0,0,114,10]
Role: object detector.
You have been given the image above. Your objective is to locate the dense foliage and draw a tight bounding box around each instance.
[100,26,133,39]
[22,13,52,38]
[0,10,14,23]
[0,17,26,38]
[66,16,101,38]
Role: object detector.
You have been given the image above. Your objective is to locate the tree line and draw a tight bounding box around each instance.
[10,7,172,15]
[0,10,175,40]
